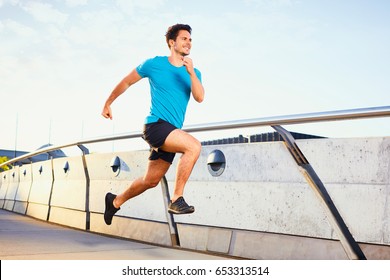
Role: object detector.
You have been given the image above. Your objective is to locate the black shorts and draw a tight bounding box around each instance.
[143,119,177,164]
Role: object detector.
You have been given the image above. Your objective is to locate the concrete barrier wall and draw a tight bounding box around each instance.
[301,137,390,245]
[165,142,338,258]
[0,172,3,207]
[0,169,10,208]
[167,142,331,237]
[3,166,19,211]
[27,160,53,220]
[48,156,88,229]
[13,164,32,214]
[1,136,389,259]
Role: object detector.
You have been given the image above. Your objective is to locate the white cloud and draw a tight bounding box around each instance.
[3,18,36,37]
[0,0,20,8]
[244,0,294,10]
[115,0,166,15]
[21,2,68,26]
[67,9,124,47]
[65,0,88,8]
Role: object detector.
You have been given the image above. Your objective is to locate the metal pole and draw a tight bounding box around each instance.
[160,176,180,246]
[13,114,19,161]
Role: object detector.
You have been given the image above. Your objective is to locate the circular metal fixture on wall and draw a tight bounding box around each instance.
[207,149,226,177]
[110,156,121,176]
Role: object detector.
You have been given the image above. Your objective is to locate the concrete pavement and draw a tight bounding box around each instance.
[0,209,230,260]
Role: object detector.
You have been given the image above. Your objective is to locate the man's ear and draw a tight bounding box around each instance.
[169,39,175,48]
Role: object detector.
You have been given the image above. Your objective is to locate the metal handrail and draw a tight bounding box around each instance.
[1,105,390,169]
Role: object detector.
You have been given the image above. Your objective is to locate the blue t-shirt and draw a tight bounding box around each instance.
[136,56,202,129]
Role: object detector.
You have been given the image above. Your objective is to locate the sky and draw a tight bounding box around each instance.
[1,0,389,155]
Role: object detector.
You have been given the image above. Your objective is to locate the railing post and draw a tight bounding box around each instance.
[46,157,55,222]
[78,145,91,231]
[160,176,180,246]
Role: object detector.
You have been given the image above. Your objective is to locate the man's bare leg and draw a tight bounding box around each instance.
[105,129,200,224]
[104,158,170,225]
[160,129,201,202]
[113,159,171,208]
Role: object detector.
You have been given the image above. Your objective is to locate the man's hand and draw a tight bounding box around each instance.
[101,104,113,120]
[101,69,142,120]
[182,57,195,75]
[182,57,204,103]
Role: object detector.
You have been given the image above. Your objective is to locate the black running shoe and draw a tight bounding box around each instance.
[168,197,195,214]
[104,192,120,225]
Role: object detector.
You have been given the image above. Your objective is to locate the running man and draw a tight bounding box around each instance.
[101,24,204,225]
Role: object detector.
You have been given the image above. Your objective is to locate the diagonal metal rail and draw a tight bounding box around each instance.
[272,125,366,260]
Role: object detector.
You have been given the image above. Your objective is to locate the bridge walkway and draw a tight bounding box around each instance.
[0,209,230,260]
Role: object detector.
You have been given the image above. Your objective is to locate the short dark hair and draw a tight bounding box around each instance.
[165,24,192,48]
